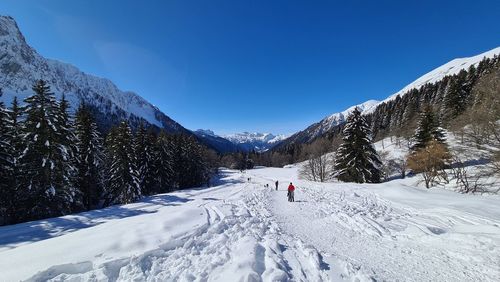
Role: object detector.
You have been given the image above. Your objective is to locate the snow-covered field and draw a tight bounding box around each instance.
[1,166,499,281]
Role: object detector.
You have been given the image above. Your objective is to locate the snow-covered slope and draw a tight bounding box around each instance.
[378,46,500,108]
[277,47,500,148]
[1,167,499,281]
[224,132,287,152]
[0,15,185,133]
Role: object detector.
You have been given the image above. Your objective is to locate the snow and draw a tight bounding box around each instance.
[1,165,499,281]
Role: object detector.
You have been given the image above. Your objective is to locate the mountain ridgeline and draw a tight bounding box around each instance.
[0,16,189,134]
[271,48,500,165]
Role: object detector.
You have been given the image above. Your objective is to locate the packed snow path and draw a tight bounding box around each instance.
[1,167,499,281]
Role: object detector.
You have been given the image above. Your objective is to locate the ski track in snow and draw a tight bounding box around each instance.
[1,168,499,281]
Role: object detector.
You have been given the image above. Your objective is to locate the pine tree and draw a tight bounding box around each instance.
[20,80,75,220]
[412,105,446,152]
[443,70,470,120]
[172,135,207,189]
[106,121,141,204]
[154,131,174,193]
[334,107,382,183]
[75,104,105,210]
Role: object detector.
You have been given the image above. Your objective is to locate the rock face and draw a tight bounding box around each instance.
[0,15,186,134]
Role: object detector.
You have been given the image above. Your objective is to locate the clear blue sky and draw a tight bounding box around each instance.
[1,1,499,135]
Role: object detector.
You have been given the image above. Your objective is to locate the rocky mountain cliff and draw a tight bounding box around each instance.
[0,15,186,134]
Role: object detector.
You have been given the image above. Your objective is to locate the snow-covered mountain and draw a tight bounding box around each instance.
[224,132,287,152]
[194,130,287,152]
[0,15,186,133]
[276,47,500,148]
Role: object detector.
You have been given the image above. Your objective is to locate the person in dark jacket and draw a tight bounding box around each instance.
[275,180,279,191]
[287,182,295,202]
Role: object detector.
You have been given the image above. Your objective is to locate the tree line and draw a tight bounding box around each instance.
[0,80,215,226]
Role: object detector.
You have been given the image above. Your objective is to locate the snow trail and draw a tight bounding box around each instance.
[246,168,500,282]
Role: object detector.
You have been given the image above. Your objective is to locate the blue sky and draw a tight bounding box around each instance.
[1,1,499,135]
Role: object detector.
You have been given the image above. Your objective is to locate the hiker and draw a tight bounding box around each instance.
[275,180,279,191]
[287,182,295,202]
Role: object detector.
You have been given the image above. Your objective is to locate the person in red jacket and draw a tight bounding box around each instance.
[287,182,295,202]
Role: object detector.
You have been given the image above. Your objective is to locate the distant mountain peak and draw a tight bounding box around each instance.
[223,132,287,152]
[195,129,217,137]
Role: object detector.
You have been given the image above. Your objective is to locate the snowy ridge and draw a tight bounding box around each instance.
[365,46,500,113]
[0,15,183,132]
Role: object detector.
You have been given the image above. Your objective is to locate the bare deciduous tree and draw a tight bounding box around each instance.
[450,153,484,194]
[299,139,334,182]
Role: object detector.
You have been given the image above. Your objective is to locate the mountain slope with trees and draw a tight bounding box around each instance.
[271,48,500,166]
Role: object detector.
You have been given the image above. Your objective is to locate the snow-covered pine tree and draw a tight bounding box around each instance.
[154,131,174,193]
[411,105,446,152]
[2,97,25,224]
[106,121,141,205]
[74,104,105,210]
[334,107,382,183]
[20,80,75,220]
[55,94,80,210]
